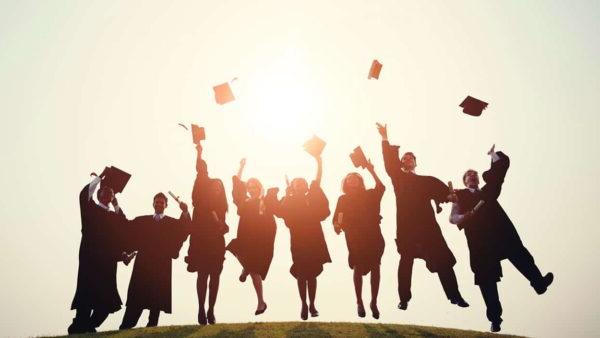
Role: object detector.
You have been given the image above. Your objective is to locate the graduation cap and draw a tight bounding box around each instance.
[303,135,326,157]
[213,82,235,105]
[350,146,368,168]
[368,60,383,80]
[460,96,488,116]
[101,166,131,194]
[191,124,205,144]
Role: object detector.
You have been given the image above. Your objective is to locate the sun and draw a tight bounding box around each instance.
[236,48,324,146]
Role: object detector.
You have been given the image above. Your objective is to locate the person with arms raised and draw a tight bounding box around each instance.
[333,154,385,319]
[226,158,277,316]
[376,123,468,311]
[185,140,229,325]
[450,145,554,332]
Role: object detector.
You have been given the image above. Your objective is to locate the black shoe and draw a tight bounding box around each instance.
[357,303,366,318]
[255,303,267,315]
[67,322,87,335]
[370,302,380,320]
[207,309,216,325]
[450,297,470,308]
[491,320,502,332]
[398,301,408,310]
[198,309,207,325]
[309,306,319,317]
[534,272,554,295]
[301,304,308,320]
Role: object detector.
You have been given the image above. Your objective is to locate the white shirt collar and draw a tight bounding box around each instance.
[98,202,110,211]
[467,187,480,193]
[154,213,165,220]
[401,168,416,174]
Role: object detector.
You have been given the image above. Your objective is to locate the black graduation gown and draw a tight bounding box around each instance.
[226,176,277,280]
[382,141,456,273]
[186,156,228,274]
[71,183,128,313]
[125,214,189,313]
[272,181,332,279]
[333,184,385,273]
[456,151,522,285]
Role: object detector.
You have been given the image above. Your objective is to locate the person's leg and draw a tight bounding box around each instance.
[147,308,160,327]
[68,308,92,334]
[250,273,267,314]
[353,269,365,317]
[89,309,110,330]
[307,278,319,317]
[297,278,309,320]
[119,306,143,330]
[370,266,381,319]
[507,244,552,294]
[397,255,414,308]
[196,273,208,325]
[207,272,221,324]
[438,267,468,307]
[479,282,503,332]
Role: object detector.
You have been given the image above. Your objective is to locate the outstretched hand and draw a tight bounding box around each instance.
[376,122,388,140]
[179,202,188,213]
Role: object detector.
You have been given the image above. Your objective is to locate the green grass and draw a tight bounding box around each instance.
[46,322,523,338]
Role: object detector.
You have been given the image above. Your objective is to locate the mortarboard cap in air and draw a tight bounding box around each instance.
[460,96,488,116]
[213,82,235,105]
[303,135,326,157]
[368,60,383,80]
[349,146,368,168]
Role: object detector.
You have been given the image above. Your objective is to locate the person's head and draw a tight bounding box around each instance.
[342,172,366,195]
[463,169,479,189]
[153,192,168,214]
[401,152,417,172]
[246,178,264,199]
[291,177,308,196]
[209,178,229,213]
[97,186,114,206]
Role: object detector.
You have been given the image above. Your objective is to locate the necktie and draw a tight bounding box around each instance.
[154,215,161,222]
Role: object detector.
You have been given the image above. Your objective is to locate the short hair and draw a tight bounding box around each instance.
[402,152,416,161]
[153,192,168,203]
[341,172,365,194]
[463,169,478,185]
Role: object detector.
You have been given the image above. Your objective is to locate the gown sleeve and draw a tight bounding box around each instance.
[308,181,331,221]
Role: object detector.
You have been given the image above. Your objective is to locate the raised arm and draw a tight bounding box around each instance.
[192,143,210,208]
[366,159,385,192]
[481,148,510,202]
[314,156,323,187]
[377,123,402,178]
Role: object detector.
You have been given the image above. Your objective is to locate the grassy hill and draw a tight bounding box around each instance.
[48,322,523,337]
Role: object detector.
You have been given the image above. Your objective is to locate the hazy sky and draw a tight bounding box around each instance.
[1,1,599,337]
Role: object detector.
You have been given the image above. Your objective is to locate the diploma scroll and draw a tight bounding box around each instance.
[473,200,485,212]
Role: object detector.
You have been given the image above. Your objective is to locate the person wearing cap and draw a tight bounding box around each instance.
[185,141,229,325]
[449,145,554,332]
[270,153,331,321]
[376,123,468,311]
[332,159,385,319]
[68,169,129,334]
[119,192,191,330]
[226,158,277,316]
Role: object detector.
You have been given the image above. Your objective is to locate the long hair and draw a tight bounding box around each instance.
[341,172,366,194]
[246,177,265,199]
[209,178,228,213]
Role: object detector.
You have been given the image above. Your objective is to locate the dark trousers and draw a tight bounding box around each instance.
[506,244,544,289]
[397,255,461,303]
[69,307,110,333]
[479,281,502,323]
[120,306,160,329]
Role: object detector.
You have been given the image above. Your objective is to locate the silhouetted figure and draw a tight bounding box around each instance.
[119,193,190,329]
[333,160,385,319]
[226,159,277,315]
[450,146,554,332]
[68,171,129,334]
[185,142,229,325]
[376,123,468,310]
[271,155,331,320]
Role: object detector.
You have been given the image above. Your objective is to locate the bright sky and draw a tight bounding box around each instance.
[1,1,599,337]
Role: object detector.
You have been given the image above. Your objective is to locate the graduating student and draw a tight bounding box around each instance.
[376,123,468,310]
[185,141,229,325]
[119,193,190,329]
[449,145,554,332]
[68,168,130,334]
[226,158,277,315]
[333,157,385,319]
[270,152,331,320]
